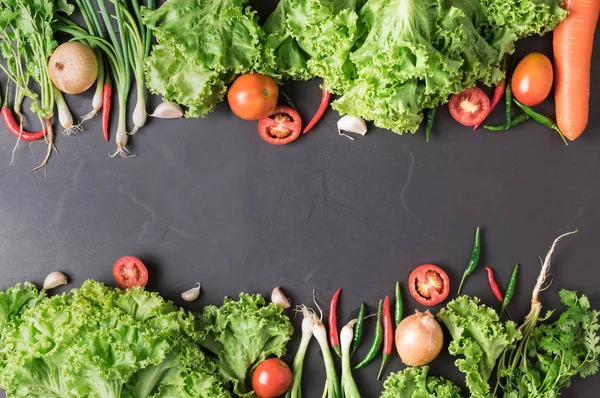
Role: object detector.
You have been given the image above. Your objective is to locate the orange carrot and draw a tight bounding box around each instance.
[553,0,600,141]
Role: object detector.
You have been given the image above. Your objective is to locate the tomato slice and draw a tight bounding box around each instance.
[252,358,292,398]
[258,106,302,146]
[408,264,450,306]
[448,87,491,126]
[112,256,149,289]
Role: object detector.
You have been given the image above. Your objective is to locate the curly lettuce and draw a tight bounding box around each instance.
[266,0,566,134]
[196,293,294,397]
[380,366,463,398]
[437,295,521,398]
[141,0,266,117]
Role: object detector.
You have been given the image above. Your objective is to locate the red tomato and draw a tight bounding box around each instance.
[227,74,279,120]
[408,264,450,306]
[448,87,490,126]
[252,358,292,398]
[512,53,553,107]
[258,106,302,145]
[112,256,149,289]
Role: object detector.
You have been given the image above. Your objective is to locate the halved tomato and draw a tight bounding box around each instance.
[408,264,450,306]
[449,87,490,126]
[258,106,302,145]
[112,256,149,289]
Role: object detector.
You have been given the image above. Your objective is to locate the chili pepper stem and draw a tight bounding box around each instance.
[377,354,390,381]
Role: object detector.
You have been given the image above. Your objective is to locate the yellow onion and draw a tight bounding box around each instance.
[395,310,443,366]
[49,42,98,95]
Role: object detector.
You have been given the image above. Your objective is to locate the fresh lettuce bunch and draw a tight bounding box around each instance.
[0,281,292,398]
[265,0,567,134]
[380,366,463,398]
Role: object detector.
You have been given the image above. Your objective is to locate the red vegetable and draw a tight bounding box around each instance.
[112,256,149,289]
[408,264,450,306]
[252,358,292,398]
[473,79,506,130]
[228,73,278,121]
[258,106,302,145]
[303,83,331,133]
[102,77,112,142]
[449,87,490,127]
[2,107,47,141]
[512,53,554,107]
[485,266,504,302]
[329,288,342,357]
[377,296,393,380]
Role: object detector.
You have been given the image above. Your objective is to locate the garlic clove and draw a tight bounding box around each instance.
[271,287,291,309]
[149,101,185,119]
[337,115,368,138]
[43,272,68,290]
[181,283,201,302]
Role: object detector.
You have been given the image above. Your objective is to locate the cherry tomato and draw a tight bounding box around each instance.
[258,106,302,145]
[252,358,292,398]
[227,74,279,120]
[511,53,553,107]
[408,264,450,306]
[448,87,490,126]
[112,256,149,289]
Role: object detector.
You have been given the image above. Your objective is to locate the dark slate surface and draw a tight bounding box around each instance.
[0,1,599,397]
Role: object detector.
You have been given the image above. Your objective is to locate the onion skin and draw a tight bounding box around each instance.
[395,310,443,366]
[49,42,98,95]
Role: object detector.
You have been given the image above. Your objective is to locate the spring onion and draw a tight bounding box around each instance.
[285,306,314,398]
[313,315,341,398]
[340,319,361,398]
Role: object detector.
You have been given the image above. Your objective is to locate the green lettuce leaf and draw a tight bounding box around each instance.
[196,293,294,397]
[141,0,266,117]
[437,295,521,398]
[380,366,463,398]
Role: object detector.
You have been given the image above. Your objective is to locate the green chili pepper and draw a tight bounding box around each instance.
[457,227,481,295]
[485,113,530,131]
[352,302,366,354]
[501,263,519,315]
[504,77,513,129]
[425,108,436,143]
[354,299,383,370]
[280,89,298,112]
[512,99,568,145]
[394,282,403,327]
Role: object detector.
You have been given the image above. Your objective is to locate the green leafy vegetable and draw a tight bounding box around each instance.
[499,290,600,398]
[265,0,566,134]
[0,281,292,398]
[380,366,463,398]
[141,0,266,117]
[196,293,294,397]
[437,295,521,398]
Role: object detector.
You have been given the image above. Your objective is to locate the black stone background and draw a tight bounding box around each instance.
[0,1,599,396]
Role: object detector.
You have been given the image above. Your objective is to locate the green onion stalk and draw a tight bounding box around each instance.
[312,315,341,398]
[285,306,315,398]
[340,319,361,398]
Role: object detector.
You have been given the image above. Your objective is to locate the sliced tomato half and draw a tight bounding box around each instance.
[408,264,450,306]
[112,256,149,289]
[258,106,302,146]
[449,87,490,127]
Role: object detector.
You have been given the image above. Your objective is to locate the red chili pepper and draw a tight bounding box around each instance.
[102,79,113,142]
[377,296,393,380]
[329,288,341,357]
[485,266,504,302]
[473,78,506,130]
[2,107,47,141]
[303,82,331,134]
